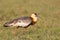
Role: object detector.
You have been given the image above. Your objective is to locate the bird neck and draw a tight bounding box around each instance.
[30,16,37,23]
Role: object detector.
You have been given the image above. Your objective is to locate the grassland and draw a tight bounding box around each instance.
[0,0,60,40]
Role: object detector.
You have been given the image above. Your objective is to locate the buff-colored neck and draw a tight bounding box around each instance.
[30,13,38,22]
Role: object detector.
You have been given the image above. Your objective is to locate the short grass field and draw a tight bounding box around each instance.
[0,0,60,40]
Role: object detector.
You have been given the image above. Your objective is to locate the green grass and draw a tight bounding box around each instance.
[0,0,60,40]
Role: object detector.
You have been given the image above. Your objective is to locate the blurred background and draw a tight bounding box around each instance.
[0,0,60,40]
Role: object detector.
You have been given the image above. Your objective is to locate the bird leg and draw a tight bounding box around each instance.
[23,28,28,32]
[13,26,19,35]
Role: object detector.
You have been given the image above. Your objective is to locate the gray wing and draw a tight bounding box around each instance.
[15,17,32,27]
[4,17,32,27]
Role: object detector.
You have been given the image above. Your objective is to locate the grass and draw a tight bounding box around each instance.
[0,0,60,40]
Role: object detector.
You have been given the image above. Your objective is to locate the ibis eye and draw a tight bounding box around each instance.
[34,13,38,17]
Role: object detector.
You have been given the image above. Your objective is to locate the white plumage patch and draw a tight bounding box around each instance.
[10,21,30,27]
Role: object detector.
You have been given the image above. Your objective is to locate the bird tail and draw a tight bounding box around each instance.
[3,21,13,27]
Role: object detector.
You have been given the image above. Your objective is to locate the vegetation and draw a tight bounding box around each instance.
[0,0,60,40]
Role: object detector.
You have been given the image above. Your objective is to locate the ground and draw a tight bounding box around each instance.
[0,0,60,40]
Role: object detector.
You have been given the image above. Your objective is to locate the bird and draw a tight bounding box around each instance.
[4,13,39,35]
